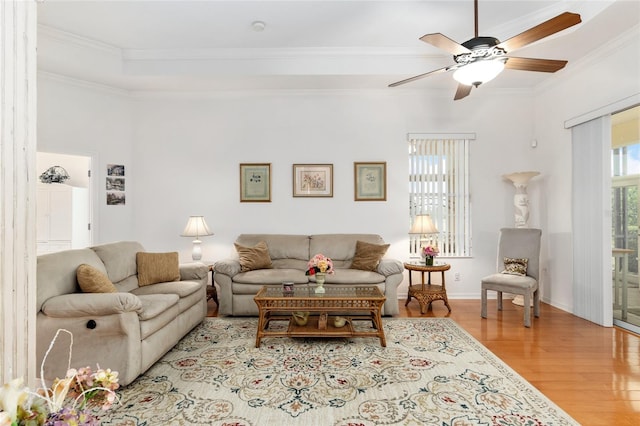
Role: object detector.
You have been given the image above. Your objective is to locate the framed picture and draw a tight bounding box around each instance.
[240,163,271,202]
[293,164,333,197]
[354,162,387,201]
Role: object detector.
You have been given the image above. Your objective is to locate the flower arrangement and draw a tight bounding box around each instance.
[422,245,439,258]
[305,254,334,276]
[0,329,119,426]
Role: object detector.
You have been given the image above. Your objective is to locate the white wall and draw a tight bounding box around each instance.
[37,75,135,243]
[130,89,537,300]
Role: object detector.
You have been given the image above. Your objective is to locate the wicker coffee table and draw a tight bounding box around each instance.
[253,285,386,348]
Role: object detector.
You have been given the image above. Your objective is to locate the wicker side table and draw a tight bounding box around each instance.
[404,262,452,314]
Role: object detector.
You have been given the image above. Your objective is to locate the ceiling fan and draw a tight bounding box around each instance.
[389,0,582,100]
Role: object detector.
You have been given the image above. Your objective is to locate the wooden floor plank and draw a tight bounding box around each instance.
[207,296,640,423]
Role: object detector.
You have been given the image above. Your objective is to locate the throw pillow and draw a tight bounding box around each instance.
[136,252,180,286]
[502,257,528,276]
[234,241,273,272]
[76,264,118,293]
[350,240,390,271]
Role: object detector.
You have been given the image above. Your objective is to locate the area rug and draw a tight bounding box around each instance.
[96,318,578,426]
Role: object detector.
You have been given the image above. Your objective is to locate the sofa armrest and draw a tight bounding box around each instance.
[179,262,209,283]
[214,259,242,277]
[377,258,404,276]
[41,293,143,318]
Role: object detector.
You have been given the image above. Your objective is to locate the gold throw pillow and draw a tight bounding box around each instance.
[234,241,273,272]
[136,252,180,286]
[350,240,390,271]
[76,264,118,293]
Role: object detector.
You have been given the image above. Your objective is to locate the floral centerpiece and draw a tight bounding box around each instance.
[0,329,119,426]
[305,254,334,276]
[422,245,439,266]
[305,254,334,294]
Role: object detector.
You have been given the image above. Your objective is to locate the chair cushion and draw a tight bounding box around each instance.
[136,252,180,286]
[482,273,538,291]
[234,241,273,272]
[350,240,390,271]
[502,257,528,276]
[76,264,118,293]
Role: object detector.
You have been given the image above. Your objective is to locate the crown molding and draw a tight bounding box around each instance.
[38,70,130,97]
[122,46,440,61]
[38,24,122,56]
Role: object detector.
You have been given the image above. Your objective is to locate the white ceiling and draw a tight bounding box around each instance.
[37,0,640,94]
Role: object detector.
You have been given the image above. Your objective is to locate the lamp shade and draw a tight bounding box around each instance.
[409,214,438,235]
[453,59,505,86]
[181,216,213,239]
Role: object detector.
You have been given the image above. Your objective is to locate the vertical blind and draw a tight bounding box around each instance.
[408,135,473,257]
[571,116,613,327]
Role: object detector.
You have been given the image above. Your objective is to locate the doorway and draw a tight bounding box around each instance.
[611,105,640,334]
[36,152,93,254]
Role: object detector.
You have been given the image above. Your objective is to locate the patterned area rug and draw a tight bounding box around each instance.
[96,318,578,425]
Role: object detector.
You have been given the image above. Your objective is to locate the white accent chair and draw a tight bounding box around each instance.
[481,228,542,327]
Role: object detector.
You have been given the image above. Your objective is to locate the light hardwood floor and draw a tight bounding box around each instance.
[207,297,640,425]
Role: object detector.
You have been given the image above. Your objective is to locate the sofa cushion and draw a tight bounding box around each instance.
[136,252,181,286]
[131,280,203,298]
[236,234,310,261]
[36,248,105,312]
[316,268,385,284]
[76,264,118,293]
[91,241,144,284]
[310,234,385,267]
[350,240,390,271]
[233,269,308,285]
[235,241,273,272]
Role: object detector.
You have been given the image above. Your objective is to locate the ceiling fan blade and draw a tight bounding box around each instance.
[505,57,568,73]
[420,33,471,55]
[497,12,581,52]
[388,66,451,88]
[454,84,472,100]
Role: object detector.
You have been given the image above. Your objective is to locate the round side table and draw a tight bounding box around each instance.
[404,262,452,314]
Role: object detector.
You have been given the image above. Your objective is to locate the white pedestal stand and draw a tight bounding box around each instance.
[503,171,540,306]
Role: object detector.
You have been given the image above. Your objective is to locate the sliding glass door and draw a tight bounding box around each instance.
[611,106,640,333]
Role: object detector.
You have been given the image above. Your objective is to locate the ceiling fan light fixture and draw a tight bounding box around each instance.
[452,59,505,87]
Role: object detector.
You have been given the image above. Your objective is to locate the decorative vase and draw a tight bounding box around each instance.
[315,272,326,294]
[425,256,434,266]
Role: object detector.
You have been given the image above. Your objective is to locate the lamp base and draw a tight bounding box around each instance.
[192,240,203,261]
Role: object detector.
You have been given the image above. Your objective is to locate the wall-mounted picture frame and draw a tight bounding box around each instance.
[293,164,333,197]
[240,163,271,202]
[354,162,387,201]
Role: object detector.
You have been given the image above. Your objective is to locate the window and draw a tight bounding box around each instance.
[409,134,473,257]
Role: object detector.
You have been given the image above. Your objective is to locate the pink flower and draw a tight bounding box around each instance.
[422,245,439,257]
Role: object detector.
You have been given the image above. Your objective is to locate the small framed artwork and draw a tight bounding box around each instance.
[354,162,387,201]
[293,164,333,197]
[240,163,271,202]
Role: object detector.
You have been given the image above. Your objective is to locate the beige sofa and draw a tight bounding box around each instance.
[36,241,209,386]
[214,234,403,316]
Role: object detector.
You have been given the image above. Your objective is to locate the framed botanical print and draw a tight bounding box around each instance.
[292,164,333,197]
[239,163,271,202]
[354,162,387,201]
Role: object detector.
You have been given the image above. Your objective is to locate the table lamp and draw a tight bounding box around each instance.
[181,216,213,261]
[409,214,438,251]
